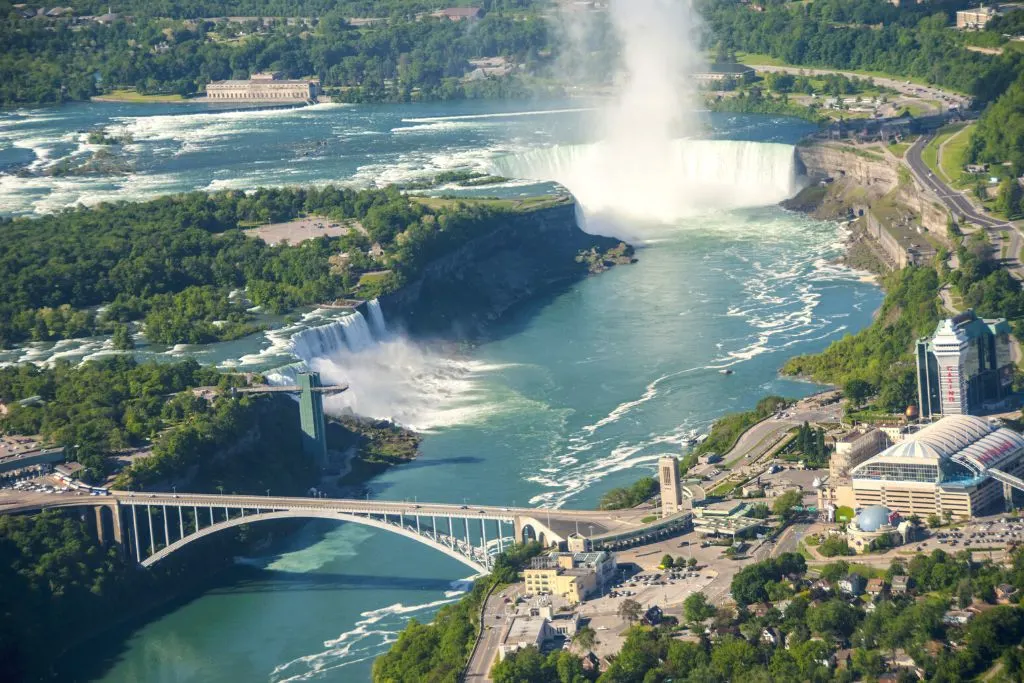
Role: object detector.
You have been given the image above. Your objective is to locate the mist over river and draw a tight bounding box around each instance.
[6,99,884,682]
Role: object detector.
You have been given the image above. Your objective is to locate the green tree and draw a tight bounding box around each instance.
[819,536,855,557]
[684,591,717,624]
[112,323,134,350]
[807,599,861,639]
[844,378,873,406]
[573,625,596,651]
[996,177,1023,218]
[773,490,803,519]
[660,554,674,569]
[618,598,643,624]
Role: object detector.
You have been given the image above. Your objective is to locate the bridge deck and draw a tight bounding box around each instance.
[0,490,652,539]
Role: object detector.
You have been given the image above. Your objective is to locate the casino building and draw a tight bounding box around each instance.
[848,415,1024,519]
[915,311,1013,419]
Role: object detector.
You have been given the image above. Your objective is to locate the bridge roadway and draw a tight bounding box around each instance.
[0,489,667,565]
[2,490,628,526]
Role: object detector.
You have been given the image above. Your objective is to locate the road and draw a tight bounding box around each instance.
[465,584,518,682]
[747,64,970,111]
[906,135,1022,277]
[720,393,844,468]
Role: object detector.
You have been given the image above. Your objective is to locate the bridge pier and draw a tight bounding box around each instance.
[131,504,141,563]
[111,504,124,548]
[94,506,107,547]
[1006,481,1015,512]
[147,505,155,556]
[481,519,488,561]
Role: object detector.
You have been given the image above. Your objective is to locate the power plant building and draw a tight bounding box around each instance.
[205,72,319,101]
[915,311,1013,419]
[848,415,1024,519]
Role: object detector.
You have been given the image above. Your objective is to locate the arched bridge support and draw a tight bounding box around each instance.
[117,502,517,573]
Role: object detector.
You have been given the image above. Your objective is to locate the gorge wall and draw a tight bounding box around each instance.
[379,199,623,338]
[790,141,953,272]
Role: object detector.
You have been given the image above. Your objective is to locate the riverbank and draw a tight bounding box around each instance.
[90,89,187,103]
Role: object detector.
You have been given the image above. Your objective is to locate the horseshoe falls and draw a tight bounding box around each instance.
[491,139,802,224]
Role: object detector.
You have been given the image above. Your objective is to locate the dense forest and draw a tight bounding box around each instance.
[700,0,1021,103]
[0,0,552,104]
[0,187,557,347]
[493,549,1024,682]
[0,357,317,486]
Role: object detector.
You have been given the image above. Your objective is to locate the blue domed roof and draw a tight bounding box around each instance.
[855,505,893,532]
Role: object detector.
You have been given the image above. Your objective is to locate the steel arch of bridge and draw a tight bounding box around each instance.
[118,501,515,573]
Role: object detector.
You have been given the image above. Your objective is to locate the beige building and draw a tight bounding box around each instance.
[830,427,888,481]
[849,415,1024,519]
[956,5,999,29]
[659,455,683,517]
[205,72,319,101]
[499,614,554,661]
[523,552,616,605]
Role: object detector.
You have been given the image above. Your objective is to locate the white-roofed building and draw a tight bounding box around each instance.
[849,415,1024,518]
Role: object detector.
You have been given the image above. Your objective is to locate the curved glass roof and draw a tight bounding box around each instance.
[851,415,1024,480]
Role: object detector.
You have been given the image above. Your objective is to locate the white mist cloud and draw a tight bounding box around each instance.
[495,0,801,233]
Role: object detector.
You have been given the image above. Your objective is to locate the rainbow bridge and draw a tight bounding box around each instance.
[0,491,692,573]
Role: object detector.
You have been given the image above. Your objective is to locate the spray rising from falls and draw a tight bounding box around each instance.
[517,0,803,231]
[270,301,501,432]
[492,139,802,224]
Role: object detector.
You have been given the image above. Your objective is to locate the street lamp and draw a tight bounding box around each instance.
[266,488,271,497]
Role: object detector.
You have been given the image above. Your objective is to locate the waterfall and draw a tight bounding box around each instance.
[272,298,495,430]
[287,300,384,363]
[366,300,389,339]
[491,139,803,224]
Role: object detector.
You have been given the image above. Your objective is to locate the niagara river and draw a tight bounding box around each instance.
[2,99,884,682]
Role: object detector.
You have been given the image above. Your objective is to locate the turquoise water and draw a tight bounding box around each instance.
[4,100,883,681]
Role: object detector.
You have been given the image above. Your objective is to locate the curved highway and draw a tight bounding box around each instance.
[906,134,1022,278]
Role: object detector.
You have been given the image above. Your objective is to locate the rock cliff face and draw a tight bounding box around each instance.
[793,142,950,233]
[379,199,622,338]
[795,143,900,194]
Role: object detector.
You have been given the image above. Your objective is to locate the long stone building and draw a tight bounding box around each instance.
[205,72,319,101]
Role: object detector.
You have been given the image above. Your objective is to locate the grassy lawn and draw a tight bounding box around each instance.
[921,123,967,180]
[734,51,789,66]
[939,123,975,189]
[95,89,185,103]
[888,142,910,158]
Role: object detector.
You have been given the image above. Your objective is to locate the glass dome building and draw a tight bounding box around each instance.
[854,505,895,532]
